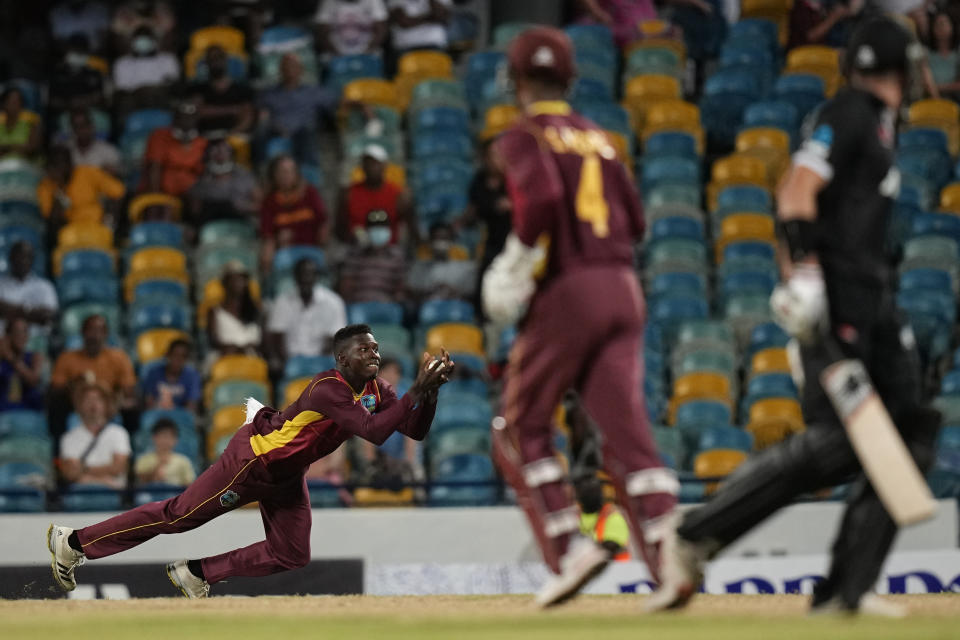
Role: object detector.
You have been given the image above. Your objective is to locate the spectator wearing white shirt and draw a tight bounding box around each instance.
[59,382,131,489]
[0,241,58,337]
[316,0,389,56]
[266,258,346,375]
[112,25,179,113]
[388,0,453,53]
[66,108,121,176]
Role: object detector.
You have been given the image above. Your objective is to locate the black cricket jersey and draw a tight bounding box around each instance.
[794,87,900,290]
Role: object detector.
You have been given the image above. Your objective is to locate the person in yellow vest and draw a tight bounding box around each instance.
[575,475,631,562]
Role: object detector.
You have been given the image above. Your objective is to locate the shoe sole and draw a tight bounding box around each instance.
[166,563,191,598]
[644,580,697,613]
[538,556,611,609]
[47,524,76,592]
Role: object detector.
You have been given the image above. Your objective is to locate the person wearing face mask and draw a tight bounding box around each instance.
[259,154,329,274]
[337,209,409,305]
[111,0,176,54]
[338,144,412,244]
[407,222,477,303]
[50,34,107,113]
[187,138,261,224]
[142,101,209,196]
[187,45,255,136]
[66,108,121,176]
[112,25,179,111]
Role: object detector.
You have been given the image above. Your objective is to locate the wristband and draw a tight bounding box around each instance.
[778,219,820,262]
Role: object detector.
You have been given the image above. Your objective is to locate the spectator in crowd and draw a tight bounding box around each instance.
[141,339,201,412]
[134,417,196,487]
[388,0,452,54]
[188,45,255,136]
[260,154,329,273]
[359,356,422,481]
[187,138,261,224]
[0,242,58,337]
[459,138,512,314]
[37,145,125,226]
[0,316,45,411]
[206,261,262,366]
[112,25,180,112]
[407,222,476,303]
[304,442,353,506]
[0,87,42,161]
[575,473,631,561]
[315,0,389,56]
[338,209,408,304]
[49,0,110,54]
[59,381,131,489]
[928,11,960,98]
[266,258,346,374]
[49,35,108,113]
[257,52,336,165]
[66,108,121,176]
[51,314,137,416]
[338,144,411,244]
[111,0,177,53]
[143,101,209,196]
[788,0,859,49]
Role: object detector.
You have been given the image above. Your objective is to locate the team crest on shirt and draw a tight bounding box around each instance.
[219,490,240,508]
[360,394,378,412]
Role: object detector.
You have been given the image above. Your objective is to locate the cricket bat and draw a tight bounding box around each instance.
[820,357,937,527]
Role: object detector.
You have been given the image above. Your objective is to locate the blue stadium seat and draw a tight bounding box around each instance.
[720,270,776,302]
[0,199,41,218]
[284,355,336,380]
[897,288,956,364]
[465,50,505,109]
[429,453,498,506]
[347,301,404,325]
[642,156,701,192]
[576,101,630,137]
[696,424,753,453]
[0,487,45,512]
[723,241,776,263]
[672,0,726,61]
[0,224,42,254]
[265,136,293,160]
[900,127,949,155]
[133,279,188,305]
[715,184,772,216]
[432,392,492,433]
[0,461,47,488]
[649,295,709,346]
[57,274,119,306]
[773,74,825,121]
[123,109,172,136]
[900,267,953,293]
[928,468,960,498]
[650,216,705,243]
[60,249,114,277]
[417,187,469,228]
[128,303,191,337]
[129,222,183,250]
[0,410,47,438]
[412,133,473,160]
[940,371,960,396]
[570,77,613,105]
[61,485,123,512]
[564,24,615,57]
[649,272,707,301]
[411,106,471,137]
[910,211,960,248]
[449,353,486,376]
[675,399,732,430]
[700,69,761,149]
[133,483,185,506]
[728,19,779,55]
[413,161,473,193]
[327,54,384,94]
[260,25,312,46]
[644,131,699,160]
[418,299,475,328]
[300,164,324,189]
[743,101,799,145]
[442,378,489,399]
[741,373,797,417]
[272,246,326,278]
[719,46,774,94]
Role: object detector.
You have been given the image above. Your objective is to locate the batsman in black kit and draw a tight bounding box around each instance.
[648,17,942,615]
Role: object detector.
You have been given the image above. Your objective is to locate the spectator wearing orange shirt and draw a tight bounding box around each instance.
[37,145,124,227]
[259,154,328,274]
[338,144,412,244]
[142,101,208,197]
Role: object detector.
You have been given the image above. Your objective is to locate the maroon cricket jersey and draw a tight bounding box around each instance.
[495,101,645,282]
[247,369,436,473]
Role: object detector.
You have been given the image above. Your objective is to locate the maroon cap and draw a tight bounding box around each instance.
[507,26,575,86]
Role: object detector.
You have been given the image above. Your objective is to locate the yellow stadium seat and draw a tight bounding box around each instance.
[740,0,793,45]
[398,50,454,78]
[716,213,776,257]
[746,398,805,449]
[209,354,269,385]
[226,134,251,168]
[638,19,672,37]
[425,323,484,357]
[707,154,769,211]
[606,130,632,169]
[190,26,245,55]
[57,222,112,251]
[354,487,415,506]
[136,328,190,364]
[481,104,521,140]
[129,247,187,275]
[208,405,247,459]
[694,448,749,494]
[283,377,313,407]
[736,127,790,156]
[750,347,791,376]
[342,79,397,109]
[128,193,182,223]
[86,56,109,75]
[908,98,959,125]
[669,372,732,424]
[350,162,407,188]
[941,183,960,213]
[197,277,262,328]
[623,74,680,131]
[124,271,190,304]
[786,45,840,95]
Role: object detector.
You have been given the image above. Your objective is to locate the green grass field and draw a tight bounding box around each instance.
[2,594,958,640]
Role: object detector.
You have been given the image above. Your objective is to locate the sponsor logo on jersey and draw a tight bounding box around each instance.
[360,394,377,412]
[219,490,240,508]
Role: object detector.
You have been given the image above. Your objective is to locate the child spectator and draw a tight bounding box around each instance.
[0,316,45,411]
[59,382,131,489]
[141,339,201,412]
[134,417,196,487]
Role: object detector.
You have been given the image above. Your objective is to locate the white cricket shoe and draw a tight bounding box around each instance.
[47,524,85,592]
[166,560,210,598]
[643,535,706,612]
[535,536,611,608]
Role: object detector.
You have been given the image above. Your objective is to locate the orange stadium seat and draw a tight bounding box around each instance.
[209,354,269,386]
[746,398,804,449]
[350,162,407,188]
[786,45,840,96]
[283,377,313,407]
[425,323,484,357]
[208,405,247,459]
[398,50,454,78]
[908,99,960,156]
[136,328,190,364]
[942,183,960,213]
[736,128,791,189]
[481,104,521,140]
[190,26,245,56]
[641,100,704,152]
[669,372,732,423]
[694,449,749,494]
[54,223,114,275]
[342,79,397,109]
[354,487,416,506]
[708,154,768,211]
[128,193,182,223]
[716,213,776,257]
[129,247,188,274]
[623,74,680,131]
[750,347,791,376]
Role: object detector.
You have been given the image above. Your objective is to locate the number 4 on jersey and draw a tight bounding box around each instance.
[575,154,610,238]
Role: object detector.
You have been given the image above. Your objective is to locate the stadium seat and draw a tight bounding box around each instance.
[696,425,753,454]
[940,371,960,396]
[645,183,702,210]
[649,295,710,347]
[715,184,773,217]
[133,279,188,306]
[773,73,825,122]
[409,79,469,113]
[60,302,121,342]
[750,347,791,376]
[283,355,335,381]
[428,453,497,506]
[427,424,490,460]
[418,299,475,328]
[479,104,520,140]
[641,99,702,141]
[0,461,48,488]
[743,101,799,143]
[897,288,956,364]
[347,301,404,325]
[327,54,384,95]
[465,50,506,109]
[190,25,245,55]
[644,131,700,160]
[648,272,706,302]
[342,78,396,109]
[625,46,682,81]
[693,449,748,490]
[432,393,493,433]
[725,293,774,348]
[61,485,123,512]
[670,372,732,423]
[127,193,182,223]
[642,157,701,193]
[58,248,113,278]
[708,155,769,212]
[210,379,271,413]
[741,372,797,418]
[55,222,113,253]
[623,74,681,130]
[934,395,960,424]
[57,273,119,306]
[279,377,311,407]
[209,354,269,386]
[746,398,804,449]
[0,410,48,439]
[128,303,190,338]
[425,323,483,357]
[207,406,247,459]
[129,222,183,251]
[716,213,776,257]
[674,399,732,431]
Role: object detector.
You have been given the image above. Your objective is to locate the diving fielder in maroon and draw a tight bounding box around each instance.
[47,324,453,597]
[482,27,679,607]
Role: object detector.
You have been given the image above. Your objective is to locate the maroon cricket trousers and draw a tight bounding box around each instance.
[75,423,312,583]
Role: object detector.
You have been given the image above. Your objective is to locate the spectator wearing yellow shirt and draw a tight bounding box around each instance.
[0,87,42,160]
[134,418,196,487]
[37,145,125,226]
